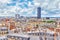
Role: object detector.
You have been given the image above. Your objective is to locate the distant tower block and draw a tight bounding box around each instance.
[15,14,20,19]
[37,7,41,19]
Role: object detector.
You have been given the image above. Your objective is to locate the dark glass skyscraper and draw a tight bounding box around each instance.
[37,7,41,19]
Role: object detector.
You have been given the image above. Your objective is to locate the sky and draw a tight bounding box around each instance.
[0,0,60,17]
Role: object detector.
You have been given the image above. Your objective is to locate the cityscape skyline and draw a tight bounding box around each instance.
[0,0,60,17]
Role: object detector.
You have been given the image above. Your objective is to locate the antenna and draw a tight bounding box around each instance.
[16,0,19,14]
[15,0,20,19]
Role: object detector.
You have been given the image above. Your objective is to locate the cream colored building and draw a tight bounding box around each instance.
[0,27,8,36]
[7,33,30,40]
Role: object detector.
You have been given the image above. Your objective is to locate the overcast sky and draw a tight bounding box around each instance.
[0,0,60,17]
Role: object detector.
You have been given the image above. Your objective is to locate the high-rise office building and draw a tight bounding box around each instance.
[37,7,41,19]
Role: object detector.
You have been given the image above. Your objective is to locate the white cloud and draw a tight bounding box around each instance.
[52,13,60,17]
[0,0,11,3]
[0,0,60,17]
[58,3,60,9]
[41,10,47,14]
[28,2,32,6]
[33,0,60,9]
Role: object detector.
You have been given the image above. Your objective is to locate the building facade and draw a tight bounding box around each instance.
[37,7,41,19]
